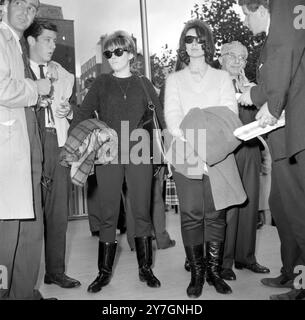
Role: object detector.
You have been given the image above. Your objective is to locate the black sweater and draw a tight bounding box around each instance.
[70,74,165,137]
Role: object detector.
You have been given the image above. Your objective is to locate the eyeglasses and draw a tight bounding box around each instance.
[103,48,128,59]
[184,35,206,45]
[222,52,247,63]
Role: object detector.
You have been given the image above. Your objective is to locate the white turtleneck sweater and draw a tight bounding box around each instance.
[164,65,238,136]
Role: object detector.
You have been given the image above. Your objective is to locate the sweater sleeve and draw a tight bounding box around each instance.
[164,73,185,136]
[69,77,101,133]
[220,71,238,114]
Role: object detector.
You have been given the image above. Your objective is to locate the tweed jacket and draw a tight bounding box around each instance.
[60,118,118,187]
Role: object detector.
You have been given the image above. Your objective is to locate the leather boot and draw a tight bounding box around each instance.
[87,241,117,293]
[206,241,232,294]
[185,244,205,298]
[135,236,161,288]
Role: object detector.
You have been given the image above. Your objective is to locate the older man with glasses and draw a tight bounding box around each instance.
[218,41,270,282]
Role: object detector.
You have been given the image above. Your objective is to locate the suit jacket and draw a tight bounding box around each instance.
[250,0,305,159]
[0,24,38,220]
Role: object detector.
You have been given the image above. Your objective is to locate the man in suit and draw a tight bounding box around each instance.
[0,0,51,299]
[24,20,80,289]
[239,0,305,300]
[219,41,270,281]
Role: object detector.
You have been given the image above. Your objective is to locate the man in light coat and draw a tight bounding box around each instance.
[0,0,51,299]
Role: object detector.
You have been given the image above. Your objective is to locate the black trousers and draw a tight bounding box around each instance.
[0,108,43,300]
[223,141,261,268]
[95,163,153,242]
[269,150,305,278]
[173,170,226,247]
[42,130,70,275]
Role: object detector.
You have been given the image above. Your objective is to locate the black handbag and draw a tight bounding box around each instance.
[137,76,166,176]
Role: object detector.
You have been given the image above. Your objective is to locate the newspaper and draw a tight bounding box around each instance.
[234,111,285,141]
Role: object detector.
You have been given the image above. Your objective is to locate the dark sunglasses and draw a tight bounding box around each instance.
[184,35,206,45]
[103,48,128,59]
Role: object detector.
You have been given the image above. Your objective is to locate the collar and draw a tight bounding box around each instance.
[29,60,47,69]
[0,21,22,53]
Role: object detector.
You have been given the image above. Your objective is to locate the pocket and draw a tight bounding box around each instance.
[0,119,28,162]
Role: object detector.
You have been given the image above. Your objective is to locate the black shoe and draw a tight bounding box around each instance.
[44,273,81,289]
[261,274,294,288]
[206,242,232,295]
[270,289,305,300]
[88,241,117,293]
[235,262,270,273]
[220,268,236,281]
[135,236,161,288]
[91,231,99,237]
[157,239,176,250]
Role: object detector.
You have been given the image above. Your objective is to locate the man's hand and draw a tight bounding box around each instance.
[255,103,278,128]
[55,99,72,118]
[36,79,51,96]
[238,87,253,106]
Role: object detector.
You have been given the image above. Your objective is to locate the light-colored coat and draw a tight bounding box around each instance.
[0,24,38,220]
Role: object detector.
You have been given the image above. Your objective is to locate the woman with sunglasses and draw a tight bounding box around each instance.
[164,19,237,298]
[70,30,163,294]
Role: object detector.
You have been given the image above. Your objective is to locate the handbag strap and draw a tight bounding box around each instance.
[138,76,155,111]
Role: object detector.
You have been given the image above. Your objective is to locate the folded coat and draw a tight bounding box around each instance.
[59,118,118,187]
[165,107,247,210]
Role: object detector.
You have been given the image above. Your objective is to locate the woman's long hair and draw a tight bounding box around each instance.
[175,19,215,72]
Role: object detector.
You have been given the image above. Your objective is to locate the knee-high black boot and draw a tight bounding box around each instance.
[135,236,161,288]
[185,244,205,298]
[87,241,117,293]
[206,241,232,294]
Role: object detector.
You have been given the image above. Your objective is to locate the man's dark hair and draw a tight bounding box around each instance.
[24,19,58,39]
[238,0,269,12]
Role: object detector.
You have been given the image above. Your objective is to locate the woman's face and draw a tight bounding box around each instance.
[106,45,134,74]
[185,28,205,59]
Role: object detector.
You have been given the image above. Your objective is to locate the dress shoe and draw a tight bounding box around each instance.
[157,239,176,250]
[261,274,294,289]
[44,273,81,289]
[91,231,99,237]
[270,289,305,300]
[235,262,270,273]
[220,268,236,281]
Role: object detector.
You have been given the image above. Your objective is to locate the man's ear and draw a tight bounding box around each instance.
[27,35,36,47]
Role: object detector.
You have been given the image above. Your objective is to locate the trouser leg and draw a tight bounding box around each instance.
[95,164,124,242]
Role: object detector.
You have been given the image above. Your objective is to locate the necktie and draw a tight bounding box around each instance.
[38,64,55,126]
[39,64,45,79]
[232,78,240,93]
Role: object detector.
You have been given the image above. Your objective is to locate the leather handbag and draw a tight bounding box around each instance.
[137,76,166,175]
